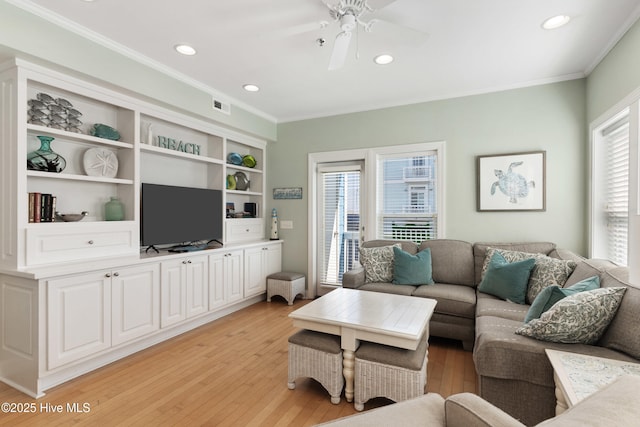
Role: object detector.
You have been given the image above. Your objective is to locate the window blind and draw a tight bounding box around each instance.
[376,153,437,243]
[319,169,360,285]
[603,118,629,266]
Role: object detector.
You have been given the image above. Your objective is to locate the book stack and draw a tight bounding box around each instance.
[28,192,57,222]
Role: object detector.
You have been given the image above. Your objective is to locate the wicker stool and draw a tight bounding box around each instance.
[267,272,305,305]
[288,329,344,404]
[353,334,428,411]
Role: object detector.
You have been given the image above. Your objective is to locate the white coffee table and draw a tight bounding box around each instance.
[546,349,640,415]
[289,288,437,403]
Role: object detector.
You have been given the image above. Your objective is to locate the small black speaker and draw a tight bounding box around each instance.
[244,202,257,218]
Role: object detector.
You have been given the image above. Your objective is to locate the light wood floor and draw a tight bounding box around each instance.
[0,299,477,426]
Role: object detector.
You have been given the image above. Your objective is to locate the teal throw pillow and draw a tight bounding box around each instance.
[524,276,600,323]
[392,247,435,285]
[478,252,536,304]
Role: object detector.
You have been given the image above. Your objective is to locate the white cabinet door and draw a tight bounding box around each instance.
[161,256,209,327]
[48,272,111,370]
[209,249,244,310]
[185,255,209,318]
[160,259,186,328]
[243,243,282,298]
[244,247,265,298]
[111,264,160,346]
[264,243,282,278]
[226,250,244,303]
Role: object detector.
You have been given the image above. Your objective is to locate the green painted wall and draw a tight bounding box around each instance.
[272,81,587,275]
[0,1,276,141]
[587,18,640,122]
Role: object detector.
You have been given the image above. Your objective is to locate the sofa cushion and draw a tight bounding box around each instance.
[473,242,556,284]
[392,246,434,285]
[359,244,400,283]
[564,258,617,287]
[413,283,476,319]
[482,248,577,303]
[598,267,640,359]
[474,315,637,387]
[478,252,536,304]
[515,287,626,344]
[536,376,640,427]
[476,292,529,322]
[419,239,475,287]
[445,393,526,427]
[524,276,600,323]
[359,282,416,296]
[315,393,446,427]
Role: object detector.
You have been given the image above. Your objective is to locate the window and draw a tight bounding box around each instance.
[592,110,629,266]
[374,148,441,243]
[308,143,444,296]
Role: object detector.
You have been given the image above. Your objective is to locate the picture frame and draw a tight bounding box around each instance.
[273,187,303,200]
[476,151,546,211]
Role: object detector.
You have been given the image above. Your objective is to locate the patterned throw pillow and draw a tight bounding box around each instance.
[482,248,577,304]
[359,244,400,283]
[515,287,626,344]
[524,276,600,323]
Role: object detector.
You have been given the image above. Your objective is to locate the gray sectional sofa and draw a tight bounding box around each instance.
[342,239,640,426]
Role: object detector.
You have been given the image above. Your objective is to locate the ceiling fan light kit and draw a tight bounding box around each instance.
[322,0,422,71]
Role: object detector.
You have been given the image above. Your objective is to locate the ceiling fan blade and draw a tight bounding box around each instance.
[328,31,352,70]
[367,17,428,47]
[366,0,398,11]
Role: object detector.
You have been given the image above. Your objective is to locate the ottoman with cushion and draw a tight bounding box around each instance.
[288,329,344,404]
[354,333,429,411]
[267,271,306,305]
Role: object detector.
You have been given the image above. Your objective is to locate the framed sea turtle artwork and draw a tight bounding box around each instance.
[476,151,546,211]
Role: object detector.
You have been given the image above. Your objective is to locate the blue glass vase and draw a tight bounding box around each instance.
[27,136,66,173]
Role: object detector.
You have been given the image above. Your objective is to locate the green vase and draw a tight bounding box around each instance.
[105,197,124,221]
[27,136,66,172]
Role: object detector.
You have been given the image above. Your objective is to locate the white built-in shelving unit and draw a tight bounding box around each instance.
[0,58,282,398]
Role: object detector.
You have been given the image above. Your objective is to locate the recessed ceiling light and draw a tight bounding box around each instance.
[243,84,260,92]
[542,15,571,30]
[374,54,394,65]
[174,44,197,56]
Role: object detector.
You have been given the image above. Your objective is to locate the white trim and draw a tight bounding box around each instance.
[308,149,368,298]
[368,141,446,241]
[279,74,584,123]
[6,0,277,124]
[589,84,640,283]
[584,3,640,75]
[307,142,446,297]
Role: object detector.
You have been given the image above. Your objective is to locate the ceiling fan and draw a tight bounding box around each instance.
[320,0,426,70]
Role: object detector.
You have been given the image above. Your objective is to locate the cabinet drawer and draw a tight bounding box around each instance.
[26,222,137,265]
[225,219,264,243]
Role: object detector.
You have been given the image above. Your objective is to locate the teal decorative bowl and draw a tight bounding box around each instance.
[227,152,243,165]
[90,123,120,141]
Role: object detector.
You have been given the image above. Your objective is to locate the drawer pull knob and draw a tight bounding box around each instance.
[113,272,120,277]
[88,240,94,245]
[105,273,111,278]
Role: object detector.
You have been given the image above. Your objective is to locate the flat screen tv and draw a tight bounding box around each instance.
[141,183,223,249]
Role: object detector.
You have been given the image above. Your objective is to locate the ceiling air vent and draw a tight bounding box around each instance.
[212,96,231,115]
